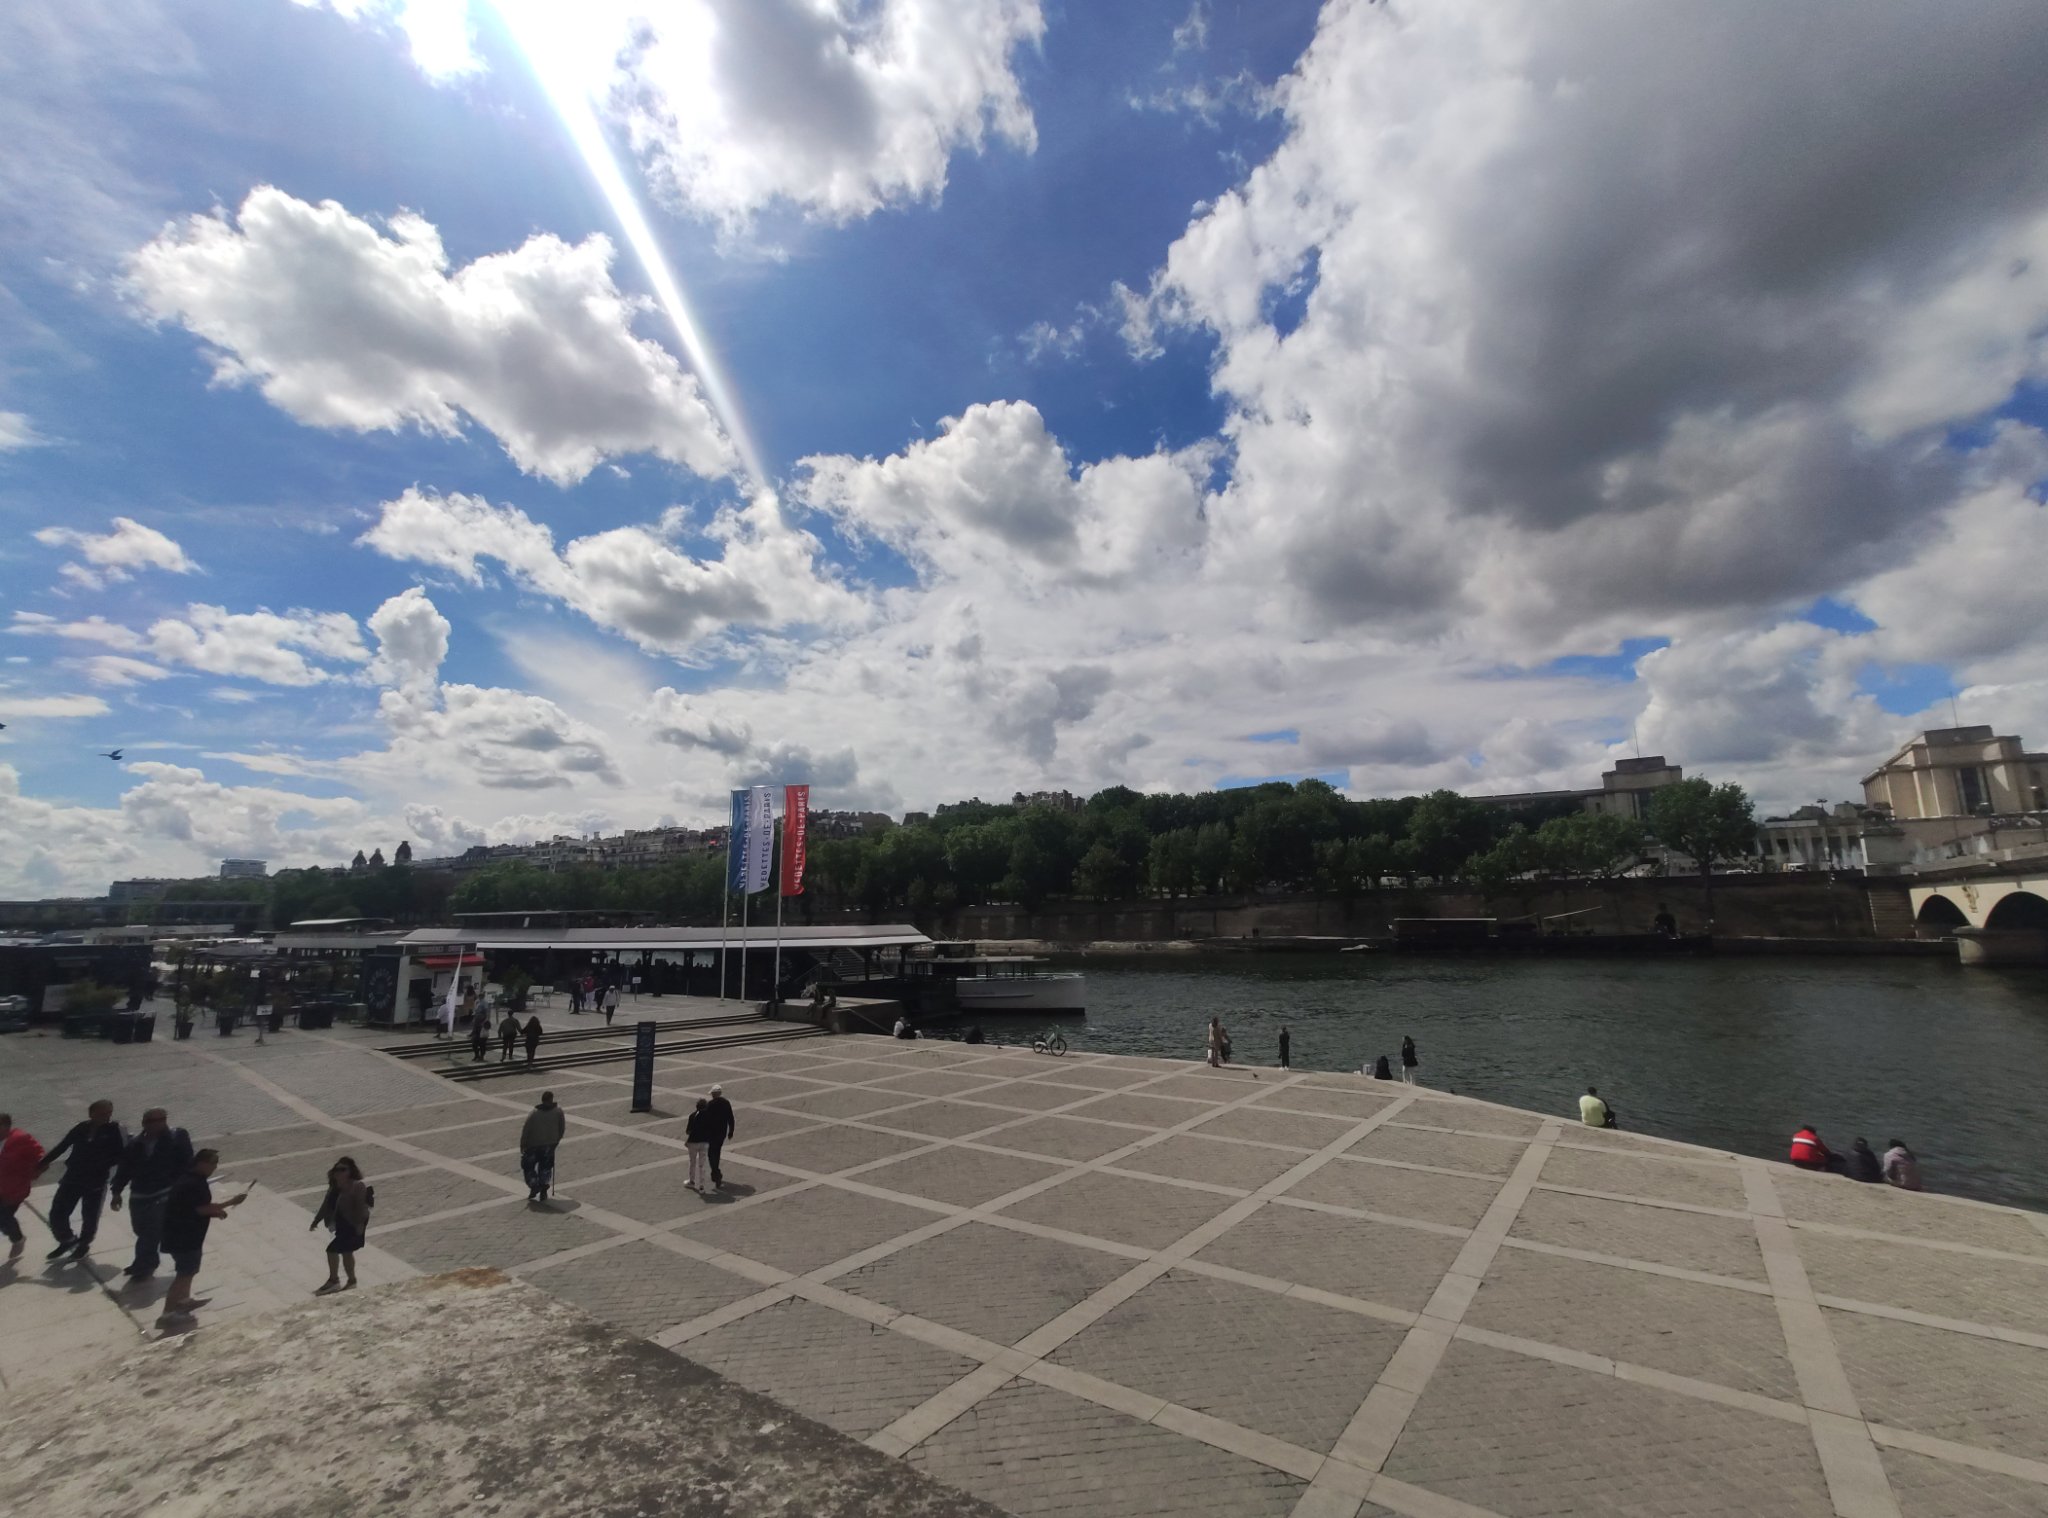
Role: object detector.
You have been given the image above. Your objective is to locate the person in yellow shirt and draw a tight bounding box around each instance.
[1578,1087,1610,1127]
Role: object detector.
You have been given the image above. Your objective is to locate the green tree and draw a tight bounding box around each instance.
[945,821,1016,905]
[1407,790,1503,882]
[1646,780,1756,924]
[1072,842,1139,900]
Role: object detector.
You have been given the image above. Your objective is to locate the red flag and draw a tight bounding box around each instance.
[780,784,809,896]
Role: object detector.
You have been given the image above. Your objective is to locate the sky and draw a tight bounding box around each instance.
[4,0,2048,897]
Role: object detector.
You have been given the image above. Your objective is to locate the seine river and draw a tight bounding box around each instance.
[1026,954,2048,1212]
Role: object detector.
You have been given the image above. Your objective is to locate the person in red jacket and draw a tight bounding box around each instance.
[1789,1125,1834,1172]
[0,1113,48,1265]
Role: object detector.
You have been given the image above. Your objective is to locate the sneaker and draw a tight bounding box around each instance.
[340,1280,357,1291]
[46,1241,75,1261]
[67,1240,91,1260]
[315,1281,342,1296]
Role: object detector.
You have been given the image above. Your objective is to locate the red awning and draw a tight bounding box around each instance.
[418,953,484,968]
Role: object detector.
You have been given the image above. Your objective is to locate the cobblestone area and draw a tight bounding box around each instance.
[8,1022,2048,1518]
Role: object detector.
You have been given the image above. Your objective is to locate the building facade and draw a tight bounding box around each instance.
[1863,726,2048,819]
[220,858,268,879]
[1470,756,1684,821]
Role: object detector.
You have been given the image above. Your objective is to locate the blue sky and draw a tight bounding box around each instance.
[3,0,2047,894]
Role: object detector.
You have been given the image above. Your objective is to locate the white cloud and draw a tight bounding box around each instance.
[128,187,737,485]
[365,585,450,690]
[145,604,369,687]
[798,400,1210,584]
[292,0,482,80]
[9,613,148,651]
[359,487,860,656]
[0,411,41,450]
[78,656,174,688]
[0,693,111,719]
[34,516,196,588]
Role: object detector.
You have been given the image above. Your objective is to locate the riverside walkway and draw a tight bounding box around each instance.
[4,1012,2047,1518]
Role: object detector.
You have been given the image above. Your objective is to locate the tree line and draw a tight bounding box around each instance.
[111,777,1757,928]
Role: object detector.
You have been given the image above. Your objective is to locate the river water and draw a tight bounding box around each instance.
[1023,953,2048,1212]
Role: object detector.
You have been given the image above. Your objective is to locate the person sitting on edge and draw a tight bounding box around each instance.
[1371,1055,1394,1080]
[1652,904,1678,938]
[1846,1137,1884,1183]
[1579,1087,1610,1127]
[1882,1139,1922,1191]
[1789,1124,1834,1172]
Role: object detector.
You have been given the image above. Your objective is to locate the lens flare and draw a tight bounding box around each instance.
[489,0,771,494]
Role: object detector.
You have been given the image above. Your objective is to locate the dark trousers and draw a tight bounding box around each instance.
[500,1035,516,1063]
[707,1138,725,1185]
[1279,1047,1290,1068]
[520,1146,556,1197]
[127,1190,169,1275]
[48,1172,107,1246]
[0,1198,20,1246]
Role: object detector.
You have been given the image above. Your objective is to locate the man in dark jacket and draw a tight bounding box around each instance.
[108,1108,195,1280]
[162,1149,243,1319]
[38,1099,126,1261]
[704,1084,736,1190]
[498,1010,520,1064]
[519,1092,567,1202]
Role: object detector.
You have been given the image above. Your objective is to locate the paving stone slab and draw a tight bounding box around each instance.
[1830,1308,2048,1463]
[375,1198,621,1272]
[1254,1083,1403,1121]
[1879,1443,2048,1518]
[680,1297,979,1438]
[1539,1145,1749,1210]
[411,1115,531,1161]
[525,1238,767,1339]
[556,1129,686,1179]
[1192,1104,1358,1152]
[860,1147,1068,1209]
[350,1099,504,1137]
[1060,1092,1220,1130]
[906,1377,1306,1518]
[1134,1072,1250,1104]
[837,1220,1133,1345]
[1508,1188,1769,1282]
[869,1101,1024,1140]
[1401,1099,1544,1138]
[682,1184,940,1274]
[765,1084,924,1120]
[216,1141,422,1197]
[196,1121,353,1162]
[1468,1246,1799,1400]
[1017,1064,1159,1091]
[985,1115,1147,1163]
[1285,1156,1502,1229]
[952,1081,1103,1114]
[1344,1122,1528,1178]
[994,1170,1240,1252]
[1798,1229,2048,1337]
[1777,1173,2048,1258]
[1052,1267,1400,1452]
[868,1070,1012,1098]
[1198,1201,1465,1313]
[1112,1133,1304,1190]
[348,1167,512,1225]
[1385,1338,1836,1518]
[737,1122,930,1175]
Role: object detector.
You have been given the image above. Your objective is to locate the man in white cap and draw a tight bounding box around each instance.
[704,1084,736,1190]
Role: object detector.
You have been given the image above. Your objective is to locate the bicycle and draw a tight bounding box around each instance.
[1031,1031,1068,1056]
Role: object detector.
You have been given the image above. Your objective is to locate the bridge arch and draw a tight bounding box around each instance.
[1984,890,2048,931]
[1915,894,1970,929]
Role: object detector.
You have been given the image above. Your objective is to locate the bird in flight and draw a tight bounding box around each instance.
[100,749,124,761]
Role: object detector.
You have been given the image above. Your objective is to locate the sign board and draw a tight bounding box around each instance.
[631,1020,656,1112]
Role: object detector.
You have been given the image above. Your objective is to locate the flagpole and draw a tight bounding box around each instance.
[773,814,785,1014]
[718,877,729,1002]
[740,891,750,1006]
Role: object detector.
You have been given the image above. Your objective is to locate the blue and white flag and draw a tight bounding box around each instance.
[726,788,750,894]
[742,784,775,893]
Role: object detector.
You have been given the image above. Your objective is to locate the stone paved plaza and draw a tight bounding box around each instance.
[6,1014,2048,1518]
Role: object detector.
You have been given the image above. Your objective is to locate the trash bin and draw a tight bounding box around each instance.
[174,1017,194,1041]
[135,1014,158,1043]
[267,1009,285,1033]
[108,1014,136,1044]
[217,1011,239,1036]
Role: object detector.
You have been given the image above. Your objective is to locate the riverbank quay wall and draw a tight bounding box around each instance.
[950,873,1912,945]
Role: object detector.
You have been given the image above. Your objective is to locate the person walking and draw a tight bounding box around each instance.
[602,984,620,1025]
[1207,1017,1227,1068]
[684,1099,712,1192]
[161,1149,244,1320]
[522,1013,544,1065]
[1789,1124,1834,1172]
[498,1009,520,1064]
[1882,1139,1923,1191]
[519,1092,566,1202]
[704,1084,735,1189]
[469,1005,490,1063]
[1277,1026,1291,1070]
[0,1114,46,1266]
[38,1099,126,1261]
[108,1108,194,1281]
[1578,1087,1610,1128]
[309,1156,371,1294]
[1846,1137,1883,1183]
[1400,1036,1419,1085]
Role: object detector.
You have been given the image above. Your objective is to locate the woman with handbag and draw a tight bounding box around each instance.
[310,1156,371,1295]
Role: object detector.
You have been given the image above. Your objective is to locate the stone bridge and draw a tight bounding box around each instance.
[1910,874,2048,963]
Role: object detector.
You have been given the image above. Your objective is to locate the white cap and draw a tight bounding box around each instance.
[710,1084,723,1095]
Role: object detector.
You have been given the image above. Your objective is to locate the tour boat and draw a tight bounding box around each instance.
[908,943,1087,1017]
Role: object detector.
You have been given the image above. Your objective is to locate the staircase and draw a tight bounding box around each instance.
[1867,885,1918,939]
